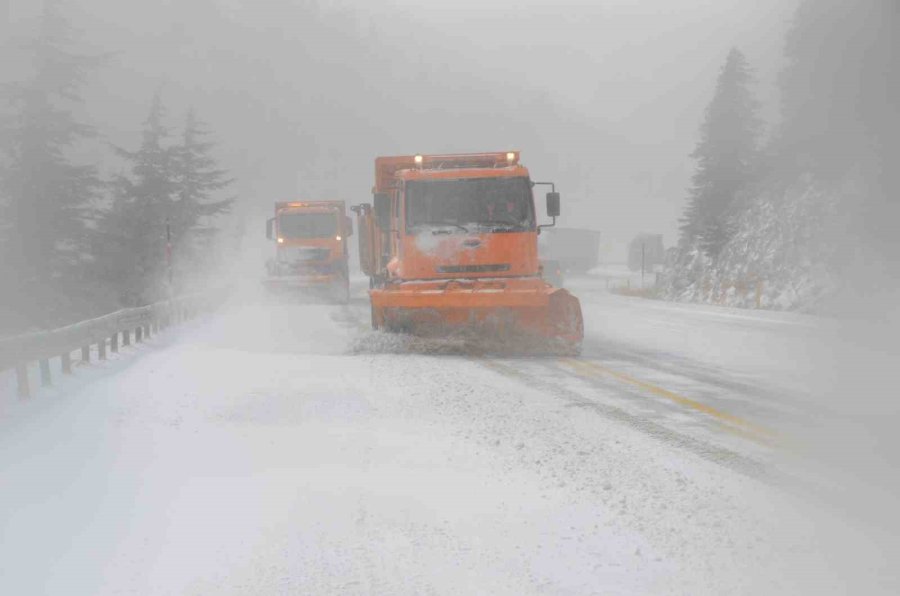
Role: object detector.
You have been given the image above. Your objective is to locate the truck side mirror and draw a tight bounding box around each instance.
[266,217,275,240]
[345,216,354,237]
[546,192,561,218]
[374,192,391,228]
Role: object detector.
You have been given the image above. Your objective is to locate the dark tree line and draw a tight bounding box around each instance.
[678,0,899,272]
[0,3,234,334]
[777,0,899,264]
[0,3,103,332]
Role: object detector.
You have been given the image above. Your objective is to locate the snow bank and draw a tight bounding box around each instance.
[663,177,841,311]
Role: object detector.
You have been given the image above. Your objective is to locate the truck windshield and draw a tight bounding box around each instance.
[405,177,535,234]
[278,212,337,239]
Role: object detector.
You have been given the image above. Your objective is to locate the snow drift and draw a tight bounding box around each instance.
[663,176,844,311]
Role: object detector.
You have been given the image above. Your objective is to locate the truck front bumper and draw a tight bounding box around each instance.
[369,277,553,309]
[263,273,341,289]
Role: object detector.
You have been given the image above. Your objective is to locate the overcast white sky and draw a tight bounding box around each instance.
[2,0,796,256]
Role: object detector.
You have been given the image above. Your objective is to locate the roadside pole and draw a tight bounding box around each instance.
[641,242,645,289]
[166,219,173,297]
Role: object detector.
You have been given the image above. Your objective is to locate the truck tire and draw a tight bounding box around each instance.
[371,304,383,330]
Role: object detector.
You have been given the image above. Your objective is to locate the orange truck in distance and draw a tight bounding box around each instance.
[353,152,583,352]
[265,200,353,302]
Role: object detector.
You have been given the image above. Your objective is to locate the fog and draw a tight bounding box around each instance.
[4,0,793,253]
[2,0,899,593]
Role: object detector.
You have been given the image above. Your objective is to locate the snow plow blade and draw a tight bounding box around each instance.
[370,277,583,353]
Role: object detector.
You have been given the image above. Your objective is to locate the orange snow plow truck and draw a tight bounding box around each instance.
[353,152,583,352]
[264,200,352,302]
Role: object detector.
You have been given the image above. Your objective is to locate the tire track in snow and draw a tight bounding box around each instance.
[338,291,800,488]
[477,358,781,485]
[561,358,780,447]
[580,337,818,424]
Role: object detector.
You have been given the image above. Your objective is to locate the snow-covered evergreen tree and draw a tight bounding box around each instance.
[679,48,761,259]
[98,93,180,305]
[170,109,234,275]
[665,2,898,312]
[97,99,235,305]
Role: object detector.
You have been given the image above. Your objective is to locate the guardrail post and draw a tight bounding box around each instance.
[0,292,220,399]
[39,359,51,387]
[16,364,30,399]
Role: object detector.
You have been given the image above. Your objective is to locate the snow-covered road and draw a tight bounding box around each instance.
[0,279,893,594]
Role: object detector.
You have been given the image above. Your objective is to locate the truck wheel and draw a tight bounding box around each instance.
[371,304,383,330]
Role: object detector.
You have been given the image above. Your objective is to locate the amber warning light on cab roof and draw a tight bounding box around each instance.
[410,151,519,168]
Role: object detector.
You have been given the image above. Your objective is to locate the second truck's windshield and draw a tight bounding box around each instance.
[405,177,535,233]
[278,212,338,239]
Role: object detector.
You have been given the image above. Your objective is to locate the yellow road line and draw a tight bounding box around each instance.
[560,358,780,446]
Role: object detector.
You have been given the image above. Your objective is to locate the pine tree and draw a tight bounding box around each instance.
[98,93,179,305]
[170,109,234,274]
[0,1,103,330]
[680,48,761,258]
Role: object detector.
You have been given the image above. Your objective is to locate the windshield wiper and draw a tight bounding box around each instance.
[474,220,524,232]
[426,221,470,234]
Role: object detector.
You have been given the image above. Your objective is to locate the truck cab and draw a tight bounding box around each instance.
[354,152,582,350]
[265,200,353,302]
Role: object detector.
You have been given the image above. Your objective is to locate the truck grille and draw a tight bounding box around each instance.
[437,264,510,274]
[279,247,330,262]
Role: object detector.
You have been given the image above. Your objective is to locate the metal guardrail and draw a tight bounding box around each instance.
[0,291,222,399]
